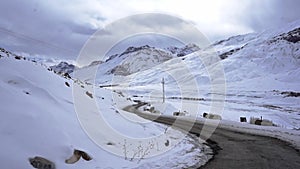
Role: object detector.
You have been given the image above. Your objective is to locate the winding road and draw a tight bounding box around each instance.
[123,103,300,169]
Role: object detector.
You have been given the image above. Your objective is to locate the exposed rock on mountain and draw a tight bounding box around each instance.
[50,61,76,75]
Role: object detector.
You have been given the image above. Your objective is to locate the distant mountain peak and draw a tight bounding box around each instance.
[108,45,173,76]
[166,43,200,57]
[50,61,76,75]
[120,45,152,56]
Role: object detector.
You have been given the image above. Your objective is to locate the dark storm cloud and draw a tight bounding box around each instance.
[0,0,98,59]
[235,0,300,32]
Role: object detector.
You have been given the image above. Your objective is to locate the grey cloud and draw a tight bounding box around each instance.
[0,0,99,59]
[234,0,300,32]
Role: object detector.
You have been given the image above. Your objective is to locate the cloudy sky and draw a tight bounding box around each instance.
[0,0,299,61]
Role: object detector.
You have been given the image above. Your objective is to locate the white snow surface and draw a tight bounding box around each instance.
[0,55,210,168]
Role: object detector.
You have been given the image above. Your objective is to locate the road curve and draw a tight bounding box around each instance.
[123,104,300,169]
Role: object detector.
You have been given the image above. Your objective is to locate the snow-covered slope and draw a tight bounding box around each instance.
[104,20,300,129]
[0,49,211,168]
[215,22,300,88]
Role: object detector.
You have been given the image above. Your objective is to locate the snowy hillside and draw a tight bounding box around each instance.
[0,49,211,168]
[101,20,300,129]
[214,21,300,88]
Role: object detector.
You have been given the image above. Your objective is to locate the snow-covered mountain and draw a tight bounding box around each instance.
[100,20,300,88]
[76,43,202,85]
[88,45,174,76]
[109,45,174,75]
[100,20,300,129]
[73,45,178,84]
[213,23,300,85]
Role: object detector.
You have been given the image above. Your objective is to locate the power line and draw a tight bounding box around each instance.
[0,26,78,55]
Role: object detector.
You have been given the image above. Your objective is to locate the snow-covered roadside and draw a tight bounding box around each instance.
[125,91,300,150]
[0,54,211,168]
[132,134,211,169]
[106,86,300,150]
[124,94,299,154]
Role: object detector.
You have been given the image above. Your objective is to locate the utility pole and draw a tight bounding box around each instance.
[162,78,165,103]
